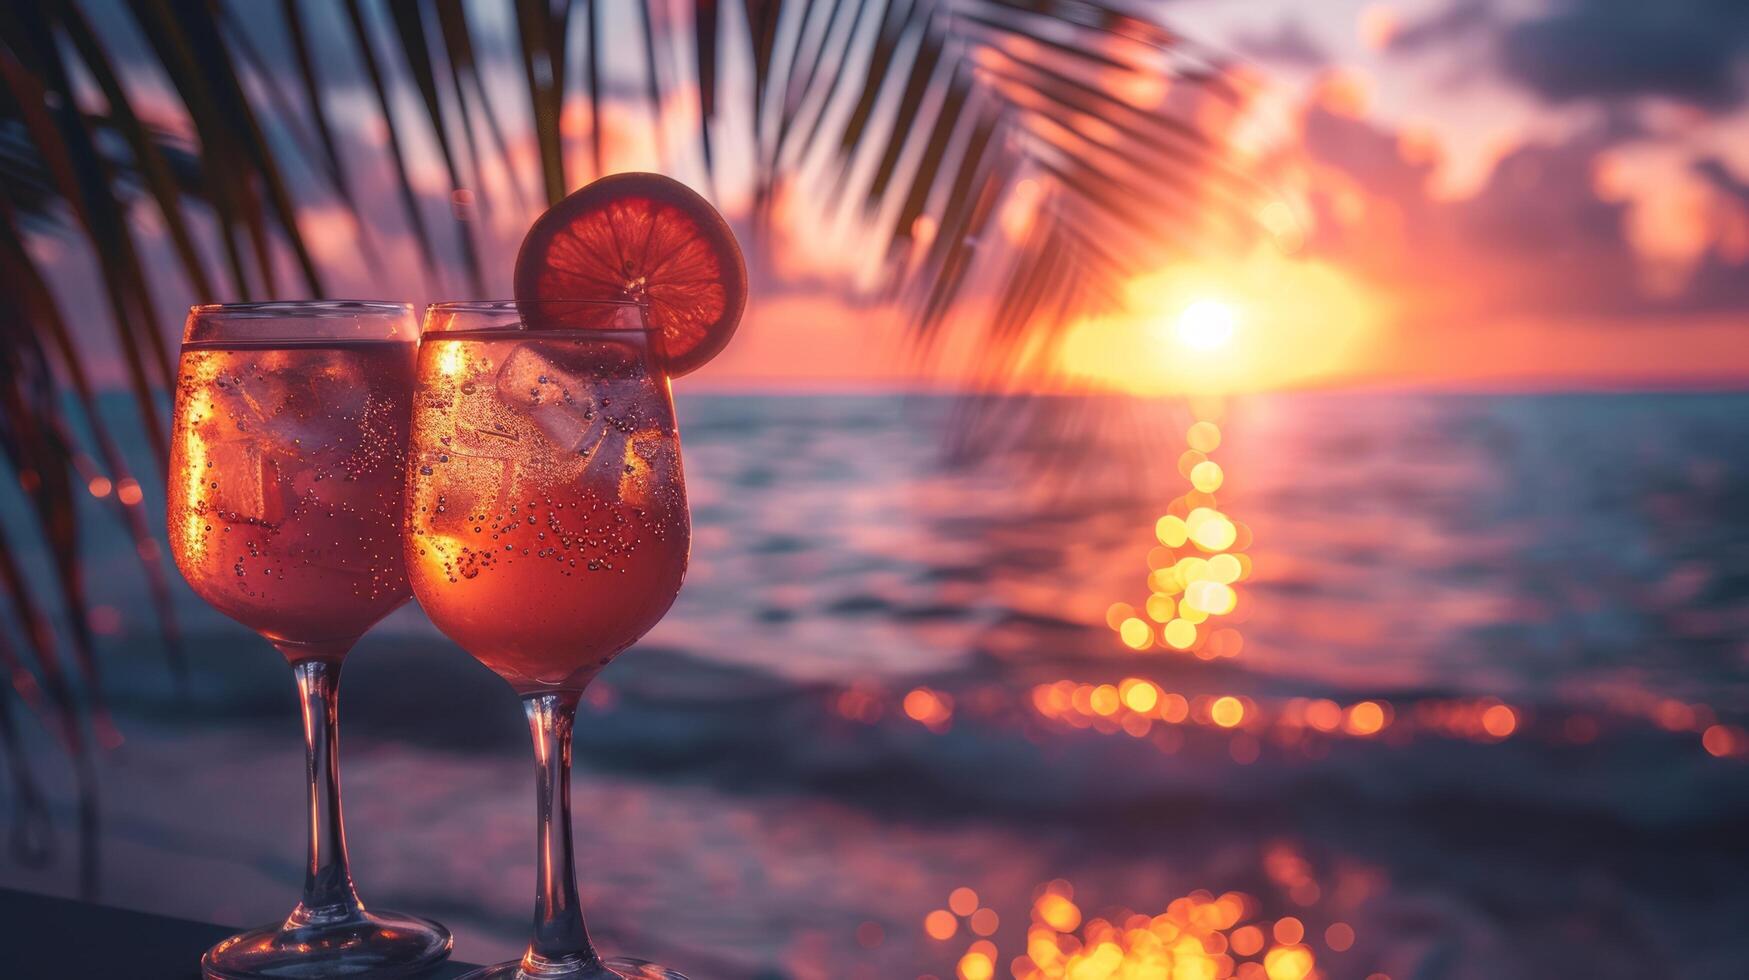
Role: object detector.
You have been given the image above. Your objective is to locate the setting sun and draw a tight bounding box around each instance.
[1053,246,1384,394]
[1175,300,1237,351]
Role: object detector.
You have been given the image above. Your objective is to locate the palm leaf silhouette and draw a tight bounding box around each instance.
[387,0,485,294]
[0,0,1249,892]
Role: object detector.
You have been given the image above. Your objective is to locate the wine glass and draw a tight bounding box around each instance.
[403,301,690,980]
[166,302,452,978]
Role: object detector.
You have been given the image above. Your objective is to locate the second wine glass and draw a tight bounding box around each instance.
[404,301,690,980]
[167,301,451,979]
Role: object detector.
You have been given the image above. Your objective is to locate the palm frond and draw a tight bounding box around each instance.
[387,0,484,295]
[0,192,185,687]
[341,0,439,288]
[692,0,721,186]
[0,358,99,895]
[770,0,859,168]
[273,0,387,278]
[0,661,53,869]
[127,0,325,297]
[436,0,533,215]
[59,4,214,301]
[633,0,671,169]
[0,39,172,502]
[582,0,604,179]
[514,0,568,205]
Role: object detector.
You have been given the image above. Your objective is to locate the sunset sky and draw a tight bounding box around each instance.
[37,0,1749,392]
[685,0,1749,391]
[1169,0,1749,391]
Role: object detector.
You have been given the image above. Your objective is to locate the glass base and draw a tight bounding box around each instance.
[201,908,452,979]
[457,956,686,980]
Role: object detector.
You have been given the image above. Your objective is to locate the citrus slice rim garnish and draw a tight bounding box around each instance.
[513,171,747,377]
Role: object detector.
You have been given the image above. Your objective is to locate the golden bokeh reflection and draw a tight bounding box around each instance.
[888,284,1745,980]
[927,879,1337,980]
[1110,414,1250,661]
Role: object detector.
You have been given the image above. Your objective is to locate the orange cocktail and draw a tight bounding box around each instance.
[404,306,689,691]
[169,337,413,656]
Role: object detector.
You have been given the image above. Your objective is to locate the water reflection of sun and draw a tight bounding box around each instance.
[928,876,1346,980]
[1105,414,1251,661]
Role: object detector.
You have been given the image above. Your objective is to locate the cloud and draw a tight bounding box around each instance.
[1276,92,1749,322]
[1299,101,1436,211]
[1233,19,1329,68]
[1680,157,1749,306]
[1295,108,1635,320]
[1443,128,1643,314]
[1693,156,1749,206]
[1387,0,1495,55]
[1497,0,1749,108]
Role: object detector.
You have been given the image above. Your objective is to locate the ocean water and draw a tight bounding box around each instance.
[2,390,1747,979]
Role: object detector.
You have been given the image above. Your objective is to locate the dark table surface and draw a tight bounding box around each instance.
[0,887,482,979]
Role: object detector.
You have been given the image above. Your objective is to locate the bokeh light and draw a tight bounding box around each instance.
[1212,696,1246,728]
[1186,421,1222,452]
[927,909,960,941]
[1120,617,1154,650]
[998,882,1325,980]
[1109,416,1252,662]
[905,688,955,731]
[958,941,995,980]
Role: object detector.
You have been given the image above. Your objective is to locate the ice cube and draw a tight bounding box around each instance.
[200,351,382,526]
[421,443,518,535]
[284,349,370,432]
[419,373,527,535]
[211,352,369,458]
[582,419,631,495]
[619,431,679,506]
[495,342,621,455]
[202,435,287,526]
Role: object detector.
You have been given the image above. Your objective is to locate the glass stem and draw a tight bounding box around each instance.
[521,691,607,978]
[290,658,363,926]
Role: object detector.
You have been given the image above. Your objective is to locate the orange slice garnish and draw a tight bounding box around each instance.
[513,172,746,376]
